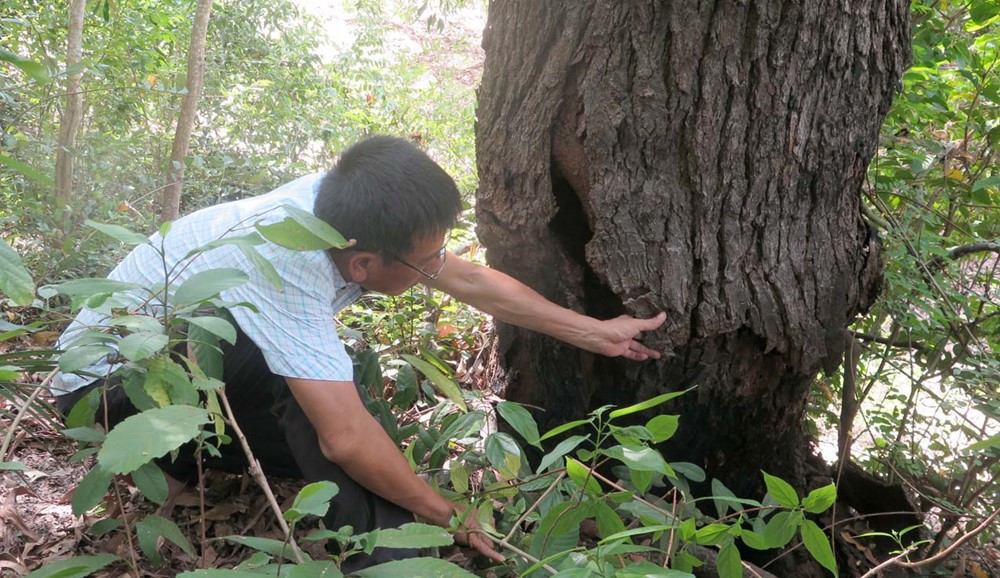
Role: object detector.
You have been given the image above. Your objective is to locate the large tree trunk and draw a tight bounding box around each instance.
[476,0,908,503]
[54,0,86,208]
[160,0,213,222]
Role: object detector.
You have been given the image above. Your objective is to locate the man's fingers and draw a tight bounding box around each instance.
[470,534,505,562]
[641,311,667,330]
[631,341,661,359]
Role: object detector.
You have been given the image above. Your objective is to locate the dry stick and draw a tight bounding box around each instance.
[502,470,567,543]
[480,531,559,575]
[215,388,304,564]
[110,474,142,575]
[196,447,208,568]
[663,488,679,568]
[0,369,58,461]
[857,546,921,578]
[896,508,1000,570]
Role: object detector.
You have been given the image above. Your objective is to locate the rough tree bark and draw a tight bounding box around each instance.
[54,0,86,207]
[160,0,213,222]
[476,0,908,512]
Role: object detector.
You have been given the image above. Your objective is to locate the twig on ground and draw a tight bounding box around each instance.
[0,369,58,461]
[215,388,304,564]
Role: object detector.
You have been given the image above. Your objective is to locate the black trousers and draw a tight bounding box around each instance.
[56,327,417,571]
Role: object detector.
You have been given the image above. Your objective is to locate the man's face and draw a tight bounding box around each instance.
[359,232,448,295]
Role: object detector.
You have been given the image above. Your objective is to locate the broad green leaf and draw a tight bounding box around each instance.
[802,483,837,514]
[62,427,106,444]
[118,332,168,362]
[98,405,210,474]
[402,354,467,412]
[645,414,679,443]
[615,562,693,578]
[186,315,237,345]
[390,364,418,408]
[0,461,27,471]
[741,529,770,550]
[485,432,523,479]
[91,518,121,537]
[0,236,35,306]
[716,542,742,578]
[132,462,168,505]
[221,535,302,560]
[255,205,350,251]
[24,554,119,578]
[354,558,476,578]
[496,401,541,448]
[188,324,224,381]
[599,524,676,544]
[177,569,268,578]
[602,444,675,477]
[539,418,593,442]
[565,457,602,495]
[711,478,740,518]
[692,523,730,546]
[137,515,195,564]
[286,561,344,578]
[374,522,454,548]
[762,471,799,508]
[285,481,339,522]
[964,434,1000,452]
[608,388,692,419]
[670,461,705,482]
[0,153,53,186]
[59,344,113,374]
[449,460,469,494]
[238,244,284,291]
[173,268,248,306]
[0,48,49,82]
[109,315,164,334]
[51,278,141,297]
[84,220,150,245]
[71,465,113,516]
[537,434,589,473]
[593,501,627,539]
[800,519,837,576]
[762,511,800,549]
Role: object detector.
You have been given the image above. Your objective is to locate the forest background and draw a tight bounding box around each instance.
[0,0,997,577]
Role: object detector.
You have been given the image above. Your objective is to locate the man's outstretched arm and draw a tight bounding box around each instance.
[285,377,503,562]
[425,253,666,360]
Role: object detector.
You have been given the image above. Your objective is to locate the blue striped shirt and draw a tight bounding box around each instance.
[52,173,362,394]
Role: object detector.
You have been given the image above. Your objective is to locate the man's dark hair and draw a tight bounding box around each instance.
[315,135,462,257]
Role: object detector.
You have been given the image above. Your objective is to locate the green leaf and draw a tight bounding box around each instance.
[173,268,248,306]
[537,434,588,473]
[692,523,730,546]
[92,518,121,537]
[0,461,27,471]
[602,444,675,477]
[285,481,339,522]
[24,554,119,578]
[565,457,602,495]
[85,220,150,245]
[800,519,837,576]
[716,542,742,578]
[0,236,35,306]
[188,324,224,381]
[964,433,1000,453]
[98,405,210,474]
[390,364,418,408]
[593,501,627,539]
[118,332,169,362]
[762,511,800,548]
[186,315,237,345]
[615,562,693,578]
[136,514,195,564]
[496,401,541,448]
[62,427,106,444]
[354,558,477,578]
[539,418,593,442]
[402,354,467,412]
[237,244,284,291]
[132,462,168,505]
[109,315,164,334]
[255,205,350,251]
[286,561,344,578]
[179,570,270,578]
[221,535,301,559]
[741,529,770,550]
[645,414,679,443]
[608,388,692,419]
[484,432,523,479]
[762,471,799,508]
[59,344,113,374]
[374,523,454,549]
[0,48,49,82]
[51,278,141,298]
[184,233,265,258]
[711,478,740,518]
[802,483,837,514]
[72,465,113,516]
[0,153,53,186]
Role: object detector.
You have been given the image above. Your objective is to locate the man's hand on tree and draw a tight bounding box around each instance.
[584,311,667,360]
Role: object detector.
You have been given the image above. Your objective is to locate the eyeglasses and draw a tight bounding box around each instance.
[392,246,447,280]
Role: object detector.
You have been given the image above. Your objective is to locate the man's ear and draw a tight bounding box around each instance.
[345,251,378,283]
